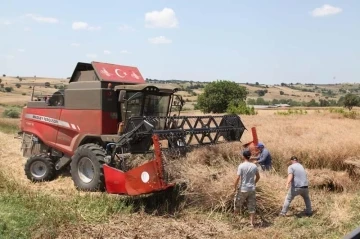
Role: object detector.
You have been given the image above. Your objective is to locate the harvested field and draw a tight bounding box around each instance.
[307,169,356,192]
[1,111,360,238]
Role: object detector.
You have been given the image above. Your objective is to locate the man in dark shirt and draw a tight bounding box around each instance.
[255,142,272,171]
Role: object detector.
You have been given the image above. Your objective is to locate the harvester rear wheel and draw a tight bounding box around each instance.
[24,154,56,182]
[70,143,106,192]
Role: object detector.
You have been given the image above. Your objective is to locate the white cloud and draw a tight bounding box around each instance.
[148,36,172,44]
[118,24,135,31]
[104,50,111,55]
[25,14,59,23]
[145,8,178,28]
[70,43,80,47]
[17,49,25,52]
[24,27,31,31]
[72,21,101,31]
[120,50,130,54]
[72,21,88,30]
[86,53,97,59]
[87,26,101,31]
[311,4,343,17]
[2,20,11,25]
[4,55,15,59]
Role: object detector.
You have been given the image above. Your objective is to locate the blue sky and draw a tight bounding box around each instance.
[0,0,359,84]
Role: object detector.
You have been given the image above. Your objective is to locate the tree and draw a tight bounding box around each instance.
[344,93,359,111]
[307,99,319,107]
[256,97,268,105]
[4,87,13,92]
[319,99,329,107]
[197,80,248,113]
[337,96,345,106]
[256,90,266,96]
[0,78,2,83]
[272,99,280,105]
[247,98,256,105]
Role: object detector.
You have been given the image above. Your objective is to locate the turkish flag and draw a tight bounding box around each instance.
[92,61,145,84]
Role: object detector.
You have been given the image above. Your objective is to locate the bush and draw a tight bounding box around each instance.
[226,101,256,115]
[329,108,359,119]
[344,93,359,111]
[4,87,13,92]
[280,91,284,95]
[22,93,26,96]
[57,85,67,90]
[2,108,20,118]
[329,108,345,114]
[275,109,308,116]
[256,90,266,96]
[15,83,21,88]
[343,111,358,119]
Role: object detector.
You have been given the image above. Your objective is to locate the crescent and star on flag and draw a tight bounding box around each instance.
[99,66,141,80]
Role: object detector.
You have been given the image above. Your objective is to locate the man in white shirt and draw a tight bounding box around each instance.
[234,150,261,226]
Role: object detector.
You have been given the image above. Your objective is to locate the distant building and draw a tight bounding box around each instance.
[275,104,290,107]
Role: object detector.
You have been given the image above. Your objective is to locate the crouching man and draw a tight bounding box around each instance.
[234,150,260,226]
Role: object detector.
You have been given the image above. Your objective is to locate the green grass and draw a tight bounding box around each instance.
[0,171,132,239]
[329,107,359,119]
[0,120,19,134]
[274,109,308,116]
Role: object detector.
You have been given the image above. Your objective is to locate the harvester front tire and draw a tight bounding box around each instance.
[25,154,56,182]
[70,143,106,192]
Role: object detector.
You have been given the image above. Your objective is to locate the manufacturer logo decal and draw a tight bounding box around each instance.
[24,114,81,131]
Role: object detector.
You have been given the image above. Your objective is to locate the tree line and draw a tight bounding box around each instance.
[195,80,360,114]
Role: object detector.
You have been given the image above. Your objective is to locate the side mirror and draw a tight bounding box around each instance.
[119,90,126,103]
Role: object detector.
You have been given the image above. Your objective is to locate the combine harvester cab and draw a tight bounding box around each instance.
[18,61,247,196]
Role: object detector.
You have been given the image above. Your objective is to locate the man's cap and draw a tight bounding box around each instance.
[242,150,251,158]
[257,142,265,147]
[290,156,298,161]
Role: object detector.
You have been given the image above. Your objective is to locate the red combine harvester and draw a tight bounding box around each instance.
[18,61,247,196]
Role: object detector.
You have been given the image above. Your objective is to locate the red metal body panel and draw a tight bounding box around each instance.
[102,111,118,134]
[21,108,62,148]
[103,134,174,195]
[92,61,145,84]
[21,107,118,156]
[103,165,127,194]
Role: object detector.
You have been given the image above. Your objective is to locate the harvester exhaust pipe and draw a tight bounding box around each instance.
[251,127,258,145]
[242,127,260,156]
